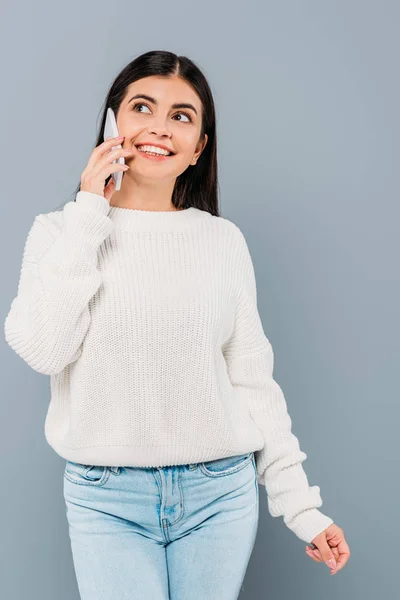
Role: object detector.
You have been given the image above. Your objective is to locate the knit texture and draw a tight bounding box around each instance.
[4,190,334,543]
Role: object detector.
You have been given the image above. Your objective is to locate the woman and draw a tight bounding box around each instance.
[4,50,349,598]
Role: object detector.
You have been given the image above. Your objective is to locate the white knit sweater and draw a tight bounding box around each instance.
[4,190,334,543]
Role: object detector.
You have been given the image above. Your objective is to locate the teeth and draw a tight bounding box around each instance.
[136,145,171,156]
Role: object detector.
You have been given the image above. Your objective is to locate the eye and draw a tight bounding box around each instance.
[132,102,192,123]
[173,112,192,123]
[132,102,151,114]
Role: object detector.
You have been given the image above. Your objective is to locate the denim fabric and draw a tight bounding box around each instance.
[63,452,259,599]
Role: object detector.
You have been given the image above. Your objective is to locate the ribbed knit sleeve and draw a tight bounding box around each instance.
[4,191,114,375]
[223,226,334,543]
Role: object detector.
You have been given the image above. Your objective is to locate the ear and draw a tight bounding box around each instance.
[192,134,208,164]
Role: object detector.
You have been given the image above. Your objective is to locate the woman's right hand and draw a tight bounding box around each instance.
[80,136,134,202]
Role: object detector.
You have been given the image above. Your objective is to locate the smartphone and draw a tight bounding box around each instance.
[103,107,125,191]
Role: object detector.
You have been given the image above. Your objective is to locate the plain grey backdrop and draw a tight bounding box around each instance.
[1,0,398,598]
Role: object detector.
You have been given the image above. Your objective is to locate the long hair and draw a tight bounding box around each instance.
[56,50,219,216]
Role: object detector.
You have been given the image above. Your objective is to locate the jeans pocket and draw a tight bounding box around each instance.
[199,452,254,478]
[64,461,110,487]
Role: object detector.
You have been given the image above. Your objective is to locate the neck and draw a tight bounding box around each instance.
[110,174,178,212]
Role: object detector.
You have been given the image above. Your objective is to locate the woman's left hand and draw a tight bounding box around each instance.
[305,523,350,575]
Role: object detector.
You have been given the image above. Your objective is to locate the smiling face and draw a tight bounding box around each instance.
[114,75,208,182]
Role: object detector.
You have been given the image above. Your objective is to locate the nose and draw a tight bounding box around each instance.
[147,123,172,137]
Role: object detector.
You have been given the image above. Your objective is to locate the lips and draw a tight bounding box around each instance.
[133,147,175,161]
[134,144,176,155]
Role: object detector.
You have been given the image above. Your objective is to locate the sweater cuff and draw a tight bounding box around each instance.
[75,191,110,216]
[288,508,335,543]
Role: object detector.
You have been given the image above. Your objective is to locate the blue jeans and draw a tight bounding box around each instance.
[63,451,259,599]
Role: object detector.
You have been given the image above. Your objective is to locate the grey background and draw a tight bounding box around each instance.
[1,0,398,598]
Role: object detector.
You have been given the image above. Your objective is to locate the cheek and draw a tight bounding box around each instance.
[117,114,142,137]
[172,125,199,146]
[176,139,199,160]
[172,151,195,168]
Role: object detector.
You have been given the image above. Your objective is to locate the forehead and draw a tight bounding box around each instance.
[123,76,201,108]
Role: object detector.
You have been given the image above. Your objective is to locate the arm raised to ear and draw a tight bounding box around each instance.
[4,191,114,375]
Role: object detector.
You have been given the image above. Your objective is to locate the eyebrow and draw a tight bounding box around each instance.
[127,93,198,116]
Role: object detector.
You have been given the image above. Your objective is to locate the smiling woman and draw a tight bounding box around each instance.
[4,48,345,600]
[56,50,218,214]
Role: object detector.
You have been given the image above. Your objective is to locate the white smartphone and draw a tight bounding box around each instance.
[103,107,125,191]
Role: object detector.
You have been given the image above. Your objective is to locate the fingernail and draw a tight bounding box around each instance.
[326,559,337,569]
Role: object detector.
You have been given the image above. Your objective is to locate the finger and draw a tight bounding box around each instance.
[102,146,133,163]
[306,548,340,576]
[305,547,320,563]
[88,159,128,187]
[333,540,351,571]
[103,177,115,202]
[101,135,125,150]
[86,136,125,170]
[306,546,339,563]
[95,148,132,175]
[334,555,349,571]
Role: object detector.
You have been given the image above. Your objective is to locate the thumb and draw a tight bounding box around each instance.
[103,177,115,203]
[315,539,337,570]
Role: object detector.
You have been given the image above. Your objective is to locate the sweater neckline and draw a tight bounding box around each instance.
[107,205,211,232]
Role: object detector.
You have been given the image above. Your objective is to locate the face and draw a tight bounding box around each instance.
[114,75,208,181]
